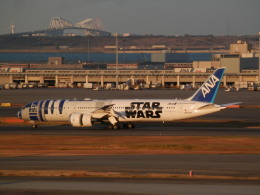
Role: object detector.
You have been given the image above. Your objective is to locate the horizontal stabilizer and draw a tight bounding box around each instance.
[220,102,242,107]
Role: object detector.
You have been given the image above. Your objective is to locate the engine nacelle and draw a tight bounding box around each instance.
[69,113,93,127]
[82,113,93,127]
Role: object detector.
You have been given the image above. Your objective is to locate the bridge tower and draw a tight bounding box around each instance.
[75,18,106,36]
[48,17,73,36]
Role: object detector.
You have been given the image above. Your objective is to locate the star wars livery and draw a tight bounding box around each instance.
[17,68,237,129]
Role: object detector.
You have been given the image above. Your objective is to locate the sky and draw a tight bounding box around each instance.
[0,0,259,35]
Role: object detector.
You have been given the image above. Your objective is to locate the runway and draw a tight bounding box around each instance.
[0,124,260,136]
[0,154,260,195]
[1,177,260,195]
[0,154,260,177]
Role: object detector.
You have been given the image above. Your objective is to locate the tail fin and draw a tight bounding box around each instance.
[187,68,225,103]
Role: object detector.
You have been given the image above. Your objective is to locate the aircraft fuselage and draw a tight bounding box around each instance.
[18,99,221,123]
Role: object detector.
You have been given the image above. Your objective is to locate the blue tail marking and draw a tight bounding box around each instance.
[188,68,225,103]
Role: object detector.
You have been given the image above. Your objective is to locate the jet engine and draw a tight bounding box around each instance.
[69,113,93,127]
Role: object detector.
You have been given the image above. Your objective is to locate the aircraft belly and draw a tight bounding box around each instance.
[44,114,68,122]
[119,117,162,122]
[44,108,71,121]
[195,108,221,116]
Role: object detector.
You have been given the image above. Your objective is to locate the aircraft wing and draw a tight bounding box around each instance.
[91,104,126,119]
[98,104,114,113]
[91,104,114,118]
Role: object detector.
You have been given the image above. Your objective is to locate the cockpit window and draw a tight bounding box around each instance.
[24,103,32,108]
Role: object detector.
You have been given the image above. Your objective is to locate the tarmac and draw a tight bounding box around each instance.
[0,123,260,136]
[1,177,259,195]
[0,154,259,177]
[0,87,260,105]
[0,88,260,194]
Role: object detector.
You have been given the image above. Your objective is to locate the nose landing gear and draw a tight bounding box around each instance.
[32,124,38,129]
[30,121,38,129]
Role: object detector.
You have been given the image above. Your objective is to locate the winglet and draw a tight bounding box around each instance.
[188,68,225,103]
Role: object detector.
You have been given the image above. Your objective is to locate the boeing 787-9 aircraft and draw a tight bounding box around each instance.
[17,67,239,129]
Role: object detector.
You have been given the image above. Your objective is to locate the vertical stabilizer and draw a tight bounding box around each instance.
[187,68,225,103]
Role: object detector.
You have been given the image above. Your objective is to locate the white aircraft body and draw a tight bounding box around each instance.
[17,68,237,129]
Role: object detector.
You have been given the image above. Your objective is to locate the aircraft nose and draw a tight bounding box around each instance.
[17,109,22,119]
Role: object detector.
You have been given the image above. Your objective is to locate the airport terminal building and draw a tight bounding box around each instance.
[0,41,259,89]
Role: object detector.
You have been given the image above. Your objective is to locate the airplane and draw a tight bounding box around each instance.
[17,67,238,129]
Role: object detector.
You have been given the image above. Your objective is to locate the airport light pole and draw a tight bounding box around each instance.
[259,32,260,82]
[116,33,119,89]
[87,36,90,62]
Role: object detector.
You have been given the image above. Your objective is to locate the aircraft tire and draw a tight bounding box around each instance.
[32,124,38,129]
[127,123,135,129]
[113,124,120,130]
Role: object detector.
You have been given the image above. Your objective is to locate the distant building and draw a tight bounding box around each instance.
[192,61,220,69]
[230,40,253,57]
[151,53,166,63]
[219,54,258,73]
[240,57,259,71]
[48,57,64,65]
[209,41,258,73]
[164,63,192,69]
[220,54,240,73]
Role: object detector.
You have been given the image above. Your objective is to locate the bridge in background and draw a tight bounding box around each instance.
[4,17,111,36]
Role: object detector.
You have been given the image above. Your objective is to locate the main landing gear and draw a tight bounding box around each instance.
[108,123,120,130]
[108,123,135,130]
[123,123,135,129]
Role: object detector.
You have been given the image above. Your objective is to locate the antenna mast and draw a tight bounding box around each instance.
[10,24,15,34]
